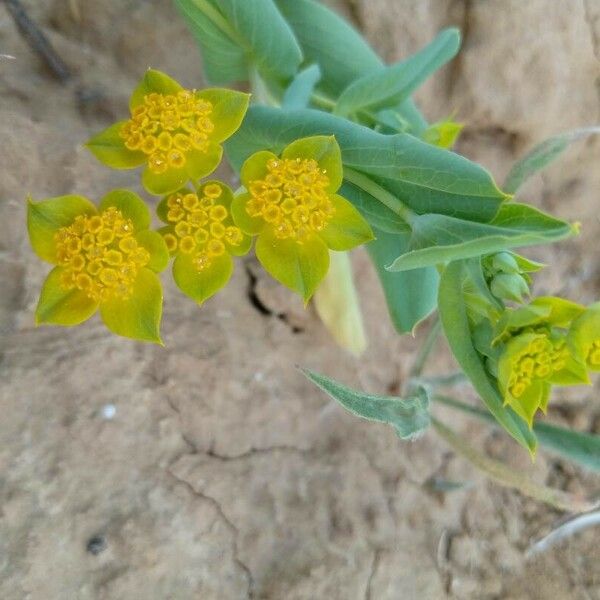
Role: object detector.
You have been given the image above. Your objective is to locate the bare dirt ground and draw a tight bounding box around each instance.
[1,1,600,598]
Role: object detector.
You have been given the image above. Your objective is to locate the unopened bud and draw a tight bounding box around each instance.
[490,273,529,303]
[492,252,520,274]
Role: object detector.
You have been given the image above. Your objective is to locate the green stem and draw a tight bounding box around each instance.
[249,67,280,107]
[310,92,337,110]
[431,417,595,513]
[191,0,247,49]
[409,317,441,379]
[343,167,416,223]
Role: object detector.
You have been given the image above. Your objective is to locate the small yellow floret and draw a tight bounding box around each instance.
[119,89,215,173]
[54,207,148,302]
[163,186,243,272]
[246,157,335,241]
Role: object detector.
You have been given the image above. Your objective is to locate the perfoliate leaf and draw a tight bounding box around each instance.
[282,64,321,110]
[227,106,507,223]
[438,261,537,453]
[130,69,182,109]
[319,195,374,251]
[255,229,329,303]
[174,0,302,85]
[172,251,234,304]
[422,119,464,149]
[493,296,586,345]
[281,135,343,192]
[36,266,98,326]
[388,203,575,272]
[135,230,170,273]
[366,228,438,334]
[568,303,600,372]
[303,369,430,439]
[99,268,163,343]
[27,195,97,263]
[99,189,151,231]
[504,126,600,194]
[334,28,461,118]
[196,88,250,143]
[85,122,146,170]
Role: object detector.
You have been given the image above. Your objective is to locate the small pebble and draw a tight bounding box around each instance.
[101,404,116,420]
[86,535,107,556]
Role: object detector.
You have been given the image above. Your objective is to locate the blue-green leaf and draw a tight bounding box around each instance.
[227,106,507,223]
[438,261,537,453]
[340,181,409,234]
[274,0,427,133]
[335,28,461,117]
[389,203,575,272]
[367,228,438,334]
[174,0,302,84]
[303,369,430,439]
[275,0,381,97]
[504,126,600,195]
[282,64,321,109]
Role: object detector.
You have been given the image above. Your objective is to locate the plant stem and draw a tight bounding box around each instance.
[310,92,337,110]
[249,67,280,107]
[431,417,596,513]
[409,317,441,379]
[343,167,415,223]
[416,372,467,387]
[191,0,247,49]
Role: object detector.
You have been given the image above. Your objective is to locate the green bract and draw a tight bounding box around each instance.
[27,191,168,343]
[86,69,249,195]
[156,180,251,304]
[568,303,600,372]
[497,330,589,427]
[231,135,374,301]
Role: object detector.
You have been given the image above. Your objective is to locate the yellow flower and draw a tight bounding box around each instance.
[157,181,251,304]
[27,190,169,343]
[498,330,589,427]
[231,135,374,302]
[86,69,249,195]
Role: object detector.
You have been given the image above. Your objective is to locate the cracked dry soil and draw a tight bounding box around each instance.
[1,1,600,598]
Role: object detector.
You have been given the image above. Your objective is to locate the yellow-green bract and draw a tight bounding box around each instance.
[27,190,168,343]
[231,135,374,302]
[86,69,249,195]
[156,180,252,304]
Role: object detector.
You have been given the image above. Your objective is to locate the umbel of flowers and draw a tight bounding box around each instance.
[27,71,373,342]
[27,190,168,342]
[232,136,374,302]
[494,297,600,426]
[86,70,250,195]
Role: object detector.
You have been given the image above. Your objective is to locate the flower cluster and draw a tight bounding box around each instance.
[27,70,374,342]
[232,136,374,302]
[157,181,250,304]
[54,207,150,302]
[27,191,168,342]
[495,297,596,426]
[120,90,215,174]
[86,69,249,195]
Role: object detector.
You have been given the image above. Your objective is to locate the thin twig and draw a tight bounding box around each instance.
[415,372,467,388]
[3,0,72,82]
[526,511,600,559]
[409,317,442,379]
[432,417,598,513]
